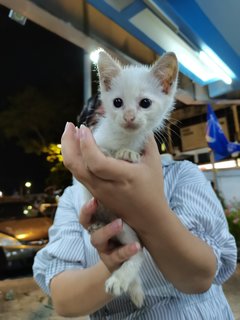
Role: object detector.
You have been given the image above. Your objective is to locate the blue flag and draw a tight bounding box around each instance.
[206,104,240,161]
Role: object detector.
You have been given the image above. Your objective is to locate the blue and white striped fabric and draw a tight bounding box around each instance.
[33,159,237,319]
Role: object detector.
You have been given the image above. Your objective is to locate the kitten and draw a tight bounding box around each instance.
[80,50,178,307]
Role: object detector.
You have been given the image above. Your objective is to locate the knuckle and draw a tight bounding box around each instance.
[62,157,71,169]
[116,247,127,262]
[90,234,99,248]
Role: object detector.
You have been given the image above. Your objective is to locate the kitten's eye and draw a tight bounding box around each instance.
[139,98,152,108]
[113,98,123,108]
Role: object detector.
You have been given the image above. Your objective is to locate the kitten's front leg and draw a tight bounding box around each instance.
[114,149,140,163]
[105,222,145,307]
[105,252,144,307]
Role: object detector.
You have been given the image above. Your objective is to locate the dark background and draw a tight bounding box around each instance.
[0,5,85,195]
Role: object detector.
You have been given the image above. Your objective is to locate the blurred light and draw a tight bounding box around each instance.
[16,233,28,240]
[202,46,236,78]
[25,181,32,188]
[57,144,61,148]
[0,233,22,247]
[214,160,236,169]
[8,10,27,25]
[23,210,29,215]
[0,191,3,197]
[89,48,104,64]
[130,9,235,84]
[199,51,232,85]
[161,143,166,152]
[198,160,237,171]
[237,158,240,167]
[198,163,213,171]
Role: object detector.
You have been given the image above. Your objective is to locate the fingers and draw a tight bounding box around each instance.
[61,123,101,185]
[108,242,141,268]
[79,198,98,229]
[80,200,123,252]
[61,122,82,173]
[90,219,123,252]
[80,199,141,273]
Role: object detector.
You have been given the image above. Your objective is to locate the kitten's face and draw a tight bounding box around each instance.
[97,52,178,134]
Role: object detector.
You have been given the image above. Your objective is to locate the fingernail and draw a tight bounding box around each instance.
[111,219,122,231]
[64,122,70,133]
[130,242,141,252]
[79,124,87,140]
[86,198,97,210]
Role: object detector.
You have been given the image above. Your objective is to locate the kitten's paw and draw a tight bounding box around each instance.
[128,280,144,308]
[115,149,140,163]
[105,273,131,296]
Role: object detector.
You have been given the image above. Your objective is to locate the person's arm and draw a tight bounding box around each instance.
[50,199,140,317]
[61,123,216,294]
[78,198,216,295]
[138,203,217,293]
[51,261,112,317]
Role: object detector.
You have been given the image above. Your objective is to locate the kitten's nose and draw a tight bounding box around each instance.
[123,111,135,123]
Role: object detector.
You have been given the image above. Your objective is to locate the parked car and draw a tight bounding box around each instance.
[0,198,52,273]
[39,202,58,220]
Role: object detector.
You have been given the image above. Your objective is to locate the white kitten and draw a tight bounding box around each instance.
[80,51,178,307]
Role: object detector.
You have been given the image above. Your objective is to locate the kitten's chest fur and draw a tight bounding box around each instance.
[93,117,148,154]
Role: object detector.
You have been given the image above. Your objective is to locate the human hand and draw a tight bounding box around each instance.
[61,122,167,235]
[80,198,141,273]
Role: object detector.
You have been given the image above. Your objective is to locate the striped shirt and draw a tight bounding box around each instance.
[33,159,237,319]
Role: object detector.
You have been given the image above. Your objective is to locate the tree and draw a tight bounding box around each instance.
[0,86,77,153]
[0,86,80,189]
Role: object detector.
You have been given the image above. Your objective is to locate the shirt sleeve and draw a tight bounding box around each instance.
[33,185,85,295]
[170,161,237,285]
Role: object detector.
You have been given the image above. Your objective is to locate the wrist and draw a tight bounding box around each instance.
[138,197,171,239]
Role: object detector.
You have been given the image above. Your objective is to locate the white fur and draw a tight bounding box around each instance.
[79,52,178,307]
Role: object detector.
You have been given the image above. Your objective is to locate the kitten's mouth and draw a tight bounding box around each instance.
[122,123,140,130]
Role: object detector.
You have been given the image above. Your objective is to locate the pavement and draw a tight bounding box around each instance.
[0,264,239,320]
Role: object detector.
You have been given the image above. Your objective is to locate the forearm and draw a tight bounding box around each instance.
[139,202,217,294]
[50,261,112,317]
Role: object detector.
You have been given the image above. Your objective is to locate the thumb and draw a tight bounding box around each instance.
[142,134,160,160]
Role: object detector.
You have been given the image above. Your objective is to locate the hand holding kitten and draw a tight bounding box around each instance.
[61,122,168,234]
[80,198,141,274]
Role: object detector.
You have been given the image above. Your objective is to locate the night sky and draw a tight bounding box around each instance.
[0,5,85,195]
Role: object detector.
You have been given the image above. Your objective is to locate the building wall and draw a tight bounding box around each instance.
[203,169,240,205]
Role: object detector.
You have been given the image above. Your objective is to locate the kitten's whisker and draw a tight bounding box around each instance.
[154,130,169,148]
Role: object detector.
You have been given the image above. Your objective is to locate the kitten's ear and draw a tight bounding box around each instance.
[151,52,178,94]
[97,51,121,91]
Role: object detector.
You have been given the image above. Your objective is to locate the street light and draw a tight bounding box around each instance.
[89,48,104,64]
[25,181,32,194]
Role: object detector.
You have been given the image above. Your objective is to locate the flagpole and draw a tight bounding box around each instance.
[209,150,218,192]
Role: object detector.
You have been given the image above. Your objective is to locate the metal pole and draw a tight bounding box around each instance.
[231,104,240,141]
[83,51,92,104]
[210,150,218,192]
[82,0,91,105]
